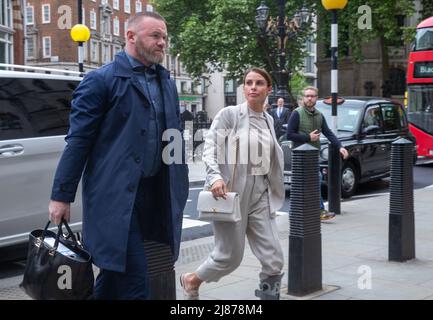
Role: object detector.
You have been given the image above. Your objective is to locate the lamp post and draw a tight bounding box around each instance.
[255,0,310,108]
[172,53,180,84]
[321,0,348,215]
[70,0,90,76]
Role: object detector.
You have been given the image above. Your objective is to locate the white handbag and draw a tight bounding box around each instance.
[197,138,241,222]
[197,191,241,222]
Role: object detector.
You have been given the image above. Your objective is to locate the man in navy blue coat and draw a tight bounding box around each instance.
[48,12,189,299]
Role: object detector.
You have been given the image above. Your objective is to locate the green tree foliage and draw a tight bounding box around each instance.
[316,0,416,82]
[421,0,433,20]
[290,72,309,102]
[154,0,315,85]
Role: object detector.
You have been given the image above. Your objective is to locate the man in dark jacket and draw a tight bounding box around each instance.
[271,97,291,139]
[48,12,189,299]
[286,86,348,220]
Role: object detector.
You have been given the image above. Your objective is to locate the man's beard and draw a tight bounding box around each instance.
[135,39,164,64]
[304,100,315,108]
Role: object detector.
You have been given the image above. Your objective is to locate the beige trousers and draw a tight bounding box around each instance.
[196,175,284,282]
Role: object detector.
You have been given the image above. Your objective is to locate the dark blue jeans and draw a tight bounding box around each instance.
[93,200,149,300]
[319,171,325,210]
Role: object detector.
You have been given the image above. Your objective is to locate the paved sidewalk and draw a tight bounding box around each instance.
[176,187,433,300]
[1,161,432,300]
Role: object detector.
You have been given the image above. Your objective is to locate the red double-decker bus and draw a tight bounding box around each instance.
[407,16,433,162]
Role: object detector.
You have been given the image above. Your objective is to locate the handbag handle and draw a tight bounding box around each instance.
[40,219,80,253]
[228,138,239,192]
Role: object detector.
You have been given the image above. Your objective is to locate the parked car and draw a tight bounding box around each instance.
[280,97,417,198]
[0,65,82,260]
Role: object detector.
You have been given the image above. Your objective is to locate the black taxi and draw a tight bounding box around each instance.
[280,97,417,198]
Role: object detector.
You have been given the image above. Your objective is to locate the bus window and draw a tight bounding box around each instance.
[415,27,433,51]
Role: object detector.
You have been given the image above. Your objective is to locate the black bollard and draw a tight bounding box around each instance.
[388,138,415,262]
[288,143,322,296]
[144,240,176,299]
[328,142,341,214]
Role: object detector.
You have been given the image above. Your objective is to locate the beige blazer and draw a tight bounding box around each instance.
[203,102,285,214]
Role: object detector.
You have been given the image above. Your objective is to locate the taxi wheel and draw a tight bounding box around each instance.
[341,162,358,198]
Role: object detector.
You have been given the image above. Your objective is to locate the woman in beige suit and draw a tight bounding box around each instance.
[180,68,285,300]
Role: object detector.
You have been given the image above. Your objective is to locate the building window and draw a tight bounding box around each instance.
[303,38,316,74]
[224,78,237,106]
[136,1,142,13]
[305,55,314,73]
[170,55,176,72]
[124,21,128,37]
[181,81,188,94]
[0,0,12,27]
[389,68,406,95]
[101,0,108,4]
[101,14,111,35]
[83,41,88,61]
[26,36,35,58]
[42,4,50,24]
[91,40,99,62]
[113,17,119,36]
[201,78,208,94]
[146,4,153,12]
[0,0,13,64]
[90,10,97,30]
[224,78,236,93]
[191,81,201,95]
[0,31,12,63]
[42,36,51,58]
[26,6,34,25]
[113,0,119,10]
[165,55,169,69]
[124,0,131,13]
[102,44,111,63]
[82,8,85,25]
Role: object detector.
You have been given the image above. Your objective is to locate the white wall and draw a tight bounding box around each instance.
[205,71,226,120]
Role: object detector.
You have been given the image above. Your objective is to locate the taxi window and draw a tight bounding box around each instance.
[363,106,381,129]
[380,104,400,131]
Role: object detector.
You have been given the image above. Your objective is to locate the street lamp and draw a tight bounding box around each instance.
[70,0,90,75]
[255,0,311,108]
[322,0,348,215]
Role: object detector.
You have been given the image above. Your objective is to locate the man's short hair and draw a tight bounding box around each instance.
[126,11,166,31]
[302,86,319,96]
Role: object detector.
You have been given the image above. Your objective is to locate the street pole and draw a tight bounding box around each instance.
[256,1,310,109]
[70,7,90,77]
[328,9,341,215]
[322,0,347,215]
[276,0,290,108]
[77,0,84,74]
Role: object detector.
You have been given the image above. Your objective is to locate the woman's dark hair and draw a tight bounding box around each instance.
[243,68,272,87]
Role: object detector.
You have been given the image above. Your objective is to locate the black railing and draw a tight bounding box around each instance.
[182,117,212,162]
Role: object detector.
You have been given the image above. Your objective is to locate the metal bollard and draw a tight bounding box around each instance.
[388,138,415,262]
[328,143,341,214]
[288,143,322,296]
[144,240,176,299]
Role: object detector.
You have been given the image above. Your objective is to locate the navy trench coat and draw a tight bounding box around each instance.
[51,51,189,272]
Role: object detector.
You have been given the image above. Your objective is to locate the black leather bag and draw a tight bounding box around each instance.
[20,220,94,300]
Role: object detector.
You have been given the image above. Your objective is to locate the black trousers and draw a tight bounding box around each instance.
[93,179,152,300]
